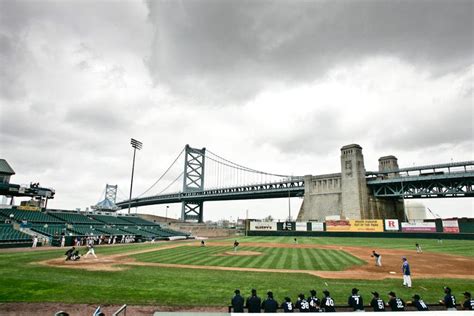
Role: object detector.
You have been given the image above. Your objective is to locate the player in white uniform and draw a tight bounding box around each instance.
[84,241,97,258]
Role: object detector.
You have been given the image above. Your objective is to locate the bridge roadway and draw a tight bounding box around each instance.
[116,178,305,209]
[117,161,474,209]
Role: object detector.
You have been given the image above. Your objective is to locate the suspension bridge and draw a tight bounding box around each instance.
[113,144,473,222]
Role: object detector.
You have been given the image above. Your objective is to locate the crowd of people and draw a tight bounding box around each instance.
[231,287,474,312]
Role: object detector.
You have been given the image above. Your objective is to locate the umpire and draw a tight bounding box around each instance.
[246,289,262,313]
[232,289,244,313]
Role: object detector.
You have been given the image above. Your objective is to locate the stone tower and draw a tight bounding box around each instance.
[378,155,399,178]
[340,144,369,219]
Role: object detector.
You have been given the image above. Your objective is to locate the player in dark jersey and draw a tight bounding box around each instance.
[295,293,310,312]
[462,292,474,310]
[440,287,457,311]
[281,297,294,313]
[411,294,429,311]
[261,291,278,313]
[232,289,244,313]
[370,291,385,312]
[348,288,364,311]
[388,291,405,311]
[246,289,262,313]
[308,289,320,312]
[233,240,240,252]
[64,247,75,261]
[321,290,336,312]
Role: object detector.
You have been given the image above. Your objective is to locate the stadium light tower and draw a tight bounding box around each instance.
[128,138,143,214]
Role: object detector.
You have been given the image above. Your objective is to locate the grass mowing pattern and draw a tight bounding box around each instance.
[225,236,474,257]
[131,246,364,271]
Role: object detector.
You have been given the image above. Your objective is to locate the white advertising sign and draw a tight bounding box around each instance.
[401,222,436,232]
[311,222,324,231]
[295,222,307,231]
[384,219,399,231]
[250,222,277,231]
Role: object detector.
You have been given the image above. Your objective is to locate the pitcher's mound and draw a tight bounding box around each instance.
[216,251,262,257]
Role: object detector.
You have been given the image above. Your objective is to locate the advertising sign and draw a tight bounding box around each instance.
[250,222,277,231]
[442,220,459,233]
[384,219,400,231]
[295,222,307,231]
[401,222,436,232]
[311,222,324,232]
[326,220,383,232]
[283,222,295,231]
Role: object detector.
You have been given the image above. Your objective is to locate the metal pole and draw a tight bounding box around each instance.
[128,147,137,215]
[288,189,291,221]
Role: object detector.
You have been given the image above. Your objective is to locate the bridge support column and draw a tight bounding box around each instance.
[181,145,206,223]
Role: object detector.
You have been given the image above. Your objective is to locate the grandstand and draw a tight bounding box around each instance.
[0,207,191,247]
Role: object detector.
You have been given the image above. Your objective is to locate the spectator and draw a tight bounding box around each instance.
[370,291,385,312]
[295,293,310,312]
[387,291,405,311]
[231,289,244,313]
[281,297,294,313]
[246,289,261,313]
[348,288,364,312]
[462,291,473,310]
[308,289,320,312]
[411,294,429,311]
[261,291,278,313]
[321,290,336,312]
[440,286,457,311]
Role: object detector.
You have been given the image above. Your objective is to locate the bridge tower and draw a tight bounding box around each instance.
[181,145,206,222]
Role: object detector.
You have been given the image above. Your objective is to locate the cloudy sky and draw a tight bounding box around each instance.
[1,0,473,221]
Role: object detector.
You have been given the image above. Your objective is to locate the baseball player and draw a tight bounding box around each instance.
[440,286,457,311]
[462,291,473,310]
[321,290,336,312]
[372,250,382,266]
[411,294,428,311]
[261,291,278,313]
[308,289,320,312]
[60,235,65,247]
[281,297,294,313]
[246,289,261,313]
[387,291,405,311]
[402,257,412,288]
[348,288,364,312]
[295,293,310,312]
[200,240,205,247]
[233,240,239,252]
[370,291,385,312]
[65,247,76,261]
[415,243,422,253]
[32,235,38,248]
[231,289,244,313]
[84,241,97,259]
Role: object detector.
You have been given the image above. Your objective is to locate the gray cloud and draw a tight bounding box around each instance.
[146,0,473,104]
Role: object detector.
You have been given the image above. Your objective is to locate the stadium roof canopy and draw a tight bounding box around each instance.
[0,159,15,175]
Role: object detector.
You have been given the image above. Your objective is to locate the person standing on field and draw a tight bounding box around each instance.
[372,250,382,266]
[415,243,422,253]
[402,257,412,288]
[84,241,97,259]
[32,235,38,248]
[233,240,239,252]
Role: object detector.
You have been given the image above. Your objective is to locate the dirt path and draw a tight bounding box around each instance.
[39,241,474,280]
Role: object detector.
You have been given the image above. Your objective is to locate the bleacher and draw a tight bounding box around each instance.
[0,207,190,246]
[0,224,31,243]
[121,216,157,226]
[48,212,100,225]
[0,209,62,224]
[31,224,70,237]
[90,214,132,225]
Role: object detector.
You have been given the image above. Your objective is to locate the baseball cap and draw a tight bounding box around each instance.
[234,289,240,294]
[444,286,452,292]
[371,292,379,297]
[463,292,471,297]
[412,294,421,300]
[251,289,257,295]
[352,288,359,294]
[267,291,273,298]
[323,290,330,296]
[402,256,407,260]
[388,291,396,297]
[298,293,305,299]
[310,289,316,296]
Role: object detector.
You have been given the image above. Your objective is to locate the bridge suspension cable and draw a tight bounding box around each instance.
[136,147,185,198]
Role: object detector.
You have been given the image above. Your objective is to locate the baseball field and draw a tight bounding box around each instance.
[0,236,473,314]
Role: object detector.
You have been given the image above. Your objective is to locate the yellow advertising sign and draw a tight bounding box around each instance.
[17,205,41,212]
[326,220,383,232]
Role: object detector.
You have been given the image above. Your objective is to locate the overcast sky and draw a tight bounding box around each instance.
[0,0,473,221]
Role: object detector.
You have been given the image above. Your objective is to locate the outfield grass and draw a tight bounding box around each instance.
[232,236,474,257]
[132,245,364,270]
[0,238,473,307]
